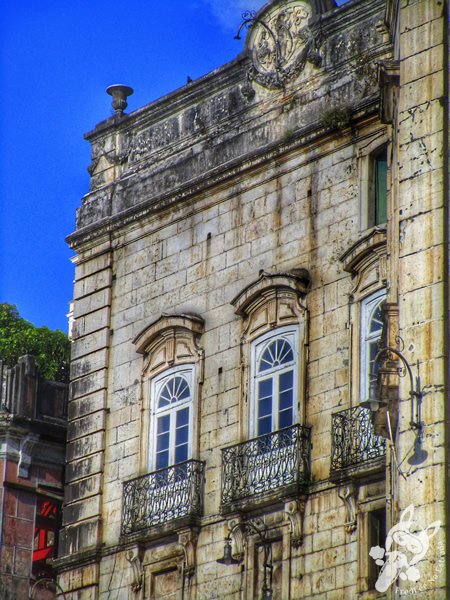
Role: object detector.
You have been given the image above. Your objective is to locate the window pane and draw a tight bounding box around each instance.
[369,340,380,380]
[176,425,189,445]
[259,344,275,371]
[258,379,273,420]
[375,154,387,225]
[174,408,190,464]
[258,397,272,418]
[157,432,170,452]
[157,415,170,434]
[158,375,190,408]
[176,407,189,427]
[157,395,170,408]
[259,339,293,372]
[279,389,293,412]
[175,444,188,464]
[258,378,272,400]
[276,339,294,364]
[156,450,169,470]
[279,370,293,393]
[174,376,190,401]
[369,305,383,334]
[258,416,272,436]
[279,406,293,428]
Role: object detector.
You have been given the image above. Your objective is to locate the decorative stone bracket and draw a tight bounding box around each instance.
[284,496,307,547]
[178,527,199,578]
[229,517,246,562]
[379,59,400,125]
[338,484,357,533]
[18,433,39,478]
[126,547,144,594]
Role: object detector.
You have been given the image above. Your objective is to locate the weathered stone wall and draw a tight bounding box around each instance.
[393,0,447,596]
[58,0,447,598]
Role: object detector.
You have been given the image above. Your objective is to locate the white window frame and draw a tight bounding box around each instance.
[149,365,194,471]
[249,326,299,438]
[360,290,386,401]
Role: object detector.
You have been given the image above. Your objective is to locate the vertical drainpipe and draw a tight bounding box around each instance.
[443,0,450,594]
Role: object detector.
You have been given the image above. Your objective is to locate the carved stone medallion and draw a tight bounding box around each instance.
[245,1,321,90]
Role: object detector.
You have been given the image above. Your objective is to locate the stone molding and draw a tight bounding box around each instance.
[340,227,387,300]
[338,483,358,533]
[177,527,200,578]
[134,313,205,380]
[284,496,307,547]
[126,547,144,593]
[232,270,310,343]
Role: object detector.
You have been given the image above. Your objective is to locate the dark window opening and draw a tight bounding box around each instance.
[368,508,386,590]
[369,147,387,227]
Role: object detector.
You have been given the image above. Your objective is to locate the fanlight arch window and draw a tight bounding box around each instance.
[360,290,386,400]
[151,366,194,471]
[251,328,297,437]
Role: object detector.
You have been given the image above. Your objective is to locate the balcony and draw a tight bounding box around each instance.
[221,425,311,513]
[121,460,205,538]
[330,406,386,481]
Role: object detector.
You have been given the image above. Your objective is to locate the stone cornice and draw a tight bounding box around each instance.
[68,95,379,249]
[84,54,249,144]
[84,0,385,148]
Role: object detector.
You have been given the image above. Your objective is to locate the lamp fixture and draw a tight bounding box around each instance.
[217,518,273,599]
[360,379,387,412]
[216,536,241,566]
[361,339,424,433]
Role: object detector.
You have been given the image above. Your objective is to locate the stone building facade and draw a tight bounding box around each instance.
[57,0,448,598]
[0,356,68,599]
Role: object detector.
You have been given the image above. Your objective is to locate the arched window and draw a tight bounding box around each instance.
[251,328,297,437]
[151,366,194,470]
[360,290,386,400]
[134,314,204,472]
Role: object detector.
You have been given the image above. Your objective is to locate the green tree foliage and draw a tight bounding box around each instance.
[0,304,70,383]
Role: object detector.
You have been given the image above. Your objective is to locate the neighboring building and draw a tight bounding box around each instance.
[0,356,68,600]
[57,0,448,598]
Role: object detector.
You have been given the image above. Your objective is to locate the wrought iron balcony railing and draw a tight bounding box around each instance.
[221,424,311,511]
[121,459,205,536]
[330,406,386,476]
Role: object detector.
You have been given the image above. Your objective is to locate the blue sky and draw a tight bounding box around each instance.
[0,0,348,333]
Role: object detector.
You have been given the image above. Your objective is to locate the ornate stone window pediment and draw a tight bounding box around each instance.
[231,270,310,342]
[133,313,204,379]
[340,228,387,301]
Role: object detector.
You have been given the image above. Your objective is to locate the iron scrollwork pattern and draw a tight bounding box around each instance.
[221,425,311,508]
[330,406,386,472]
[121,460,205,535]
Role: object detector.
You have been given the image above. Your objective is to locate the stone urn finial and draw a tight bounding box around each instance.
[106,84,134,115]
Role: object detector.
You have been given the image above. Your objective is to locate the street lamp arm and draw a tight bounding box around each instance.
[373,345,423,430]
[224,519,273,599]
[373,346,416,393]
[30,578,68,600]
